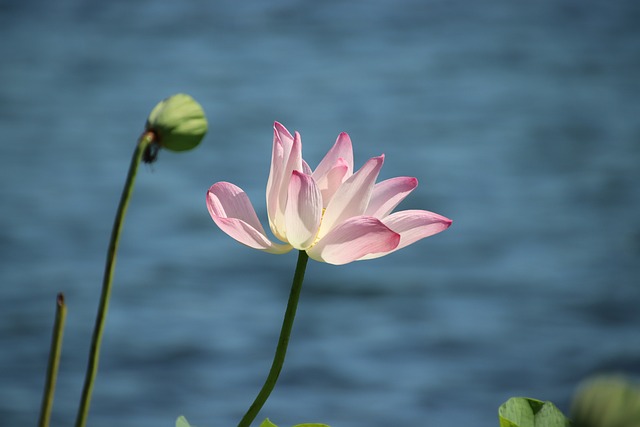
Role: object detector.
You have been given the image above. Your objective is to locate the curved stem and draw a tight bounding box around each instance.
[74,133,155,427]
[237,250,309,427]
[38,293,67,427]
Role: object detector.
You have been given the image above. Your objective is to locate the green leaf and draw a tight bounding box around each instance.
[260,419,279,427]
[176,415,194,427]
[259,419,330,427]
[571,376,640,427]
[499,397,570,427]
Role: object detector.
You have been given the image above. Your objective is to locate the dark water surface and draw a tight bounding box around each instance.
[1,1,639,426]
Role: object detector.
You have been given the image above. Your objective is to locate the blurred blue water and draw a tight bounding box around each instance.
[1,0,639,426]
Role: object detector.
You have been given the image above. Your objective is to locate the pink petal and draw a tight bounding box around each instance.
[318,155,384,239]
[358,210,452,260]
[364,177,418,219]
[285,131,303,176]
[207,182,292,254]
[313,132,354,180]
[307,216,400,265]
[268,126,303,240]
[314,157,349,207]
[274,121,294,150]
[285,171,323,249]
[302,159,313,175]
[266,125,286,237]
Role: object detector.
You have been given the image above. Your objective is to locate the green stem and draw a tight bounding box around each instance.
[38,293,67,427]
[75,133,154,427]
[237,250,310,427]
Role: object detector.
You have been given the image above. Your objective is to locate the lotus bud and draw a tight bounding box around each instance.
[145,93,208,152]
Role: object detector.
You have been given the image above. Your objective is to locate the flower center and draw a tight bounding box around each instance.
[309,208,326,248]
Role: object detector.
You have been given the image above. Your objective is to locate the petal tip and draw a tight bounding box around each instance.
[274,122,293,139]
[390,229,402,248]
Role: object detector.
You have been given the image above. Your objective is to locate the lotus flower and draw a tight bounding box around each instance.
[207,122,451,265]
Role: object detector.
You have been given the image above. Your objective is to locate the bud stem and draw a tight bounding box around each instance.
[38,293,67,427]
[74,132,155,427]
[237,250,309,427]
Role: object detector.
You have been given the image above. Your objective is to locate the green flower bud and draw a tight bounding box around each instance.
[145,93,208,152]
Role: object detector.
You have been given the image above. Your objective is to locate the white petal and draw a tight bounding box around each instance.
[285,171,323,249]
